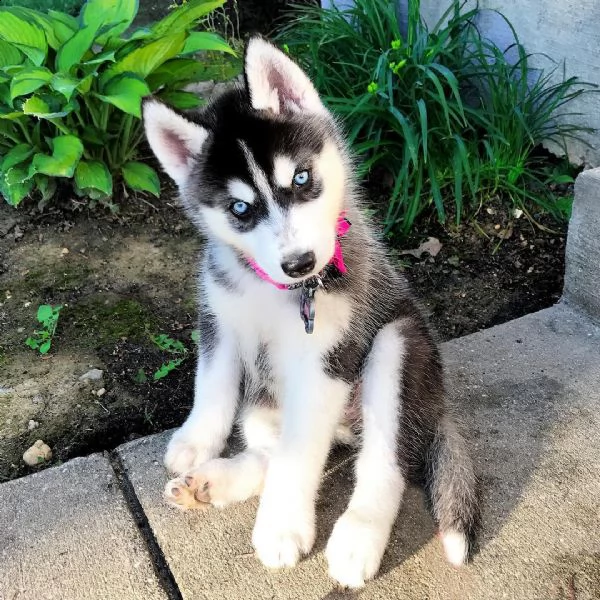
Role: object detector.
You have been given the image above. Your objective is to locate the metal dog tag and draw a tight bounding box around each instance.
[300,279,321,334]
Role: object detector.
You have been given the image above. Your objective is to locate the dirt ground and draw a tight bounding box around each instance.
[0,187,566,482]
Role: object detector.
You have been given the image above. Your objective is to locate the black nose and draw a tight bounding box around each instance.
[281,251,316,278]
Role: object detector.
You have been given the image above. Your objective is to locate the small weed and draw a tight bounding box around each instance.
[146,330,199,381]
[25,304,62,354]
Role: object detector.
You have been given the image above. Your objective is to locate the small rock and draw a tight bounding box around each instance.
[23,440,52,466]
[79,368,103,382]
[28,419,39,430]
[96,387,106,397]
[61,247,69,256]
[32,394,43,404]
[13,225,24,240]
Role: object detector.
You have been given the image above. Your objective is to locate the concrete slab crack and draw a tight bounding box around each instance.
[109,451,183,600]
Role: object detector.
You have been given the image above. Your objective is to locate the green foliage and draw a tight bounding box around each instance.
[25,304,62,354]
[0,0,237,208]
[2,0,83,16]
[277,0,596,235]
[149,331,198,381]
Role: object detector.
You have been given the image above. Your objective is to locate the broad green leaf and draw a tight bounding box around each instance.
[157,90,203,109]
[0,39,23,68]
[95,74,150,117]
[48,10,78,47]
[122,161,160,196]
[39,340,52,354]
[0,10,47,66]
[82,48,117,66]
[12,8,63,50]
[78,74,94,94]
[50,73,80,100]
[22,95,68,118]
[1,143,34,171]
[10,66,53,100]
[56,24,99,73]
[81,0,138,44]
[181,31,235,56]
[75,160,113,196]
[28,135,83,179]
[146,58,204,90]
[103,31,186,82]
[48,11,78,31]
[152,0,225,36]
[1,165,33,206]
[37,304,53,323]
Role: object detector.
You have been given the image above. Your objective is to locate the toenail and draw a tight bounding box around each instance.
[202,481,209,492]
[171,487,181,497]
[185,476,194,486]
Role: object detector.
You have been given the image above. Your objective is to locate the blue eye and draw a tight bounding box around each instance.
[293,170,310,186]
[231,200,251,217]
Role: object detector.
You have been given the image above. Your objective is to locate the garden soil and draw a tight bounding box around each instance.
[0,192,565,482]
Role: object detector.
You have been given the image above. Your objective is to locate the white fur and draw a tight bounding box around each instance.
[245,37,326,115]
[326,323,406,588]
[227,179,255,204]
[239,140,274,204]
[143,100,208,187]
[273,155,296,188]
[164,329,239,475]
[442,530,468,567]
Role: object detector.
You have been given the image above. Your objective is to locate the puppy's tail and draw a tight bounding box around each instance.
[423,416,480,567]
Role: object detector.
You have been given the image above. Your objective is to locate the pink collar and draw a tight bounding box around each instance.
[246,212,351,290]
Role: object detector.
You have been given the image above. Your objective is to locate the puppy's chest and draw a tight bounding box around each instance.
[206,273,353,369]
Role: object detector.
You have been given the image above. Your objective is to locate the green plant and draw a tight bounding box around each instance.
[0,0,237,208]
[277,0,595,235]
[25,304,62,354]
[149,330,199,381]
[3,0,84,15]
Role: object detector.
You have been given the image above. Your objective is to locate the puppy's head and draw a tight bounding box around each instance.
[143,36,348,284]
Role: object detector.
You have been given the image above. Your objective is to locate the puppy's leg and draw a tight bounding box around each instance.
[164,330,239,475]
[252,366,350,569]
[326,322,406,588]
[165,406,279,509]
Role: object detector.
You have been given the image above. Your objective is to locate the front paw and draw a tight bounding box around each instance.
[164,429,216,475]
[326,509,389,588]
[252,505,315,569]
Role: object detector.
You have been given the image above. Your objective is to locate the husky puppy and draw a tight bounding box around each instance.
[142,36,479,588]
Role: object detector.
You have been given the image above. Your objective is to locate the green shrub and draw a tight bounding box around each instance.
[277,0,596,235]
[0,0,238,208]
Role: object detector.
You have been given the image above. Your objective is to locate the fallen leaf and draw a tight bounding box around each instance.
[400,237,443,259]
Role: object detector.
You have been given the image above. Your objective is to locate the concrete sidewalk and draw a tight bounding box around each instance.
[1,169,600,599]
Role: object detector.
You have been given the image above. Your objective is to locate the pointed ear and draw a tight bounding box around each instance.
[244,36,326,116]
[142,98,209,188]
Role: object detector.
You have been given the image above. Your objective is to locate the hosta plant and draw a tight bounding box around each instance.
[0,0,237,208]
